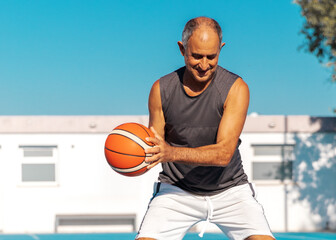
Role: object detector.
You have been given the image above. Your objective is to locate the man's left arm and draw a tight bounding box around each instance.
[145,77,249,168]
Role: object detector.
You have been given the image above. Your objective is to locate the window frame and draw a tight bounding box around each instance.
[18,145,59,187]
[251,144,295,184]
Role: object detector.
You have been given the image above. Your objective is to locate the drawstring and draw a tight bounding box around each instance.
[199,196,213,238]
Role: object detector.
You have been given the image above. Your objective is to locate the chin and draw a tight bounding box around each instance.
[193,72,215,83]
[186,67,215,83]
[194,75,211,82]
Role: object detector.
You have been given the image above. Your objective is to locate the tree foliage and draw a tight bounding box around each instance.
[296,0,336,82]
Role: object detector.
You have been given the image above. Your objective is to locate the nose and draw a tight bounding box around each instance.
[199,57,209,70]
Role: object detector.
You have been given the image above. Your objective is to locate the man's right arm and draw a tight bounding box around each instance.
[148,80,165,139]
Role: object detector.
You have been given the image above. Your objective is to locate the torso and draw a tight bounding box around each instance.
[158,66,248,195]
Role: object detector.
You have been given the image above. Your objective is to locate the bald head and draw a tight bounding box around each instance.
[182,17,222,49]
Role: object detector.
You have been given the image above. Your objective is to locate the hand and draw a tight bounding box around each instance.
[145,127,173,169]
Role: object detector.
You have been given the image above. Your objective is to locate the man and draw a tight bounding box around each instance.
[136,17,275,240]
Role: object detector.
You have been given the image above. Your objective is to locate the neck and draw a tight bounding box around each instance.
[183,69,214,97]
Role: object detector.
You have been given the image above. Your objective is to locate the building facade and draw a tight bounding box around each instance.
[0,115,335,233]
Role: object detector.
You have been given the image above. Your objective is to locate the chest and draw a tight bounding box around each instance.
[162,83,224,147]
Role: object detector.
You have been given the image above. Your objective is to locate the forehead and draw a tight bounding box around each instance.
[187,27,220,53]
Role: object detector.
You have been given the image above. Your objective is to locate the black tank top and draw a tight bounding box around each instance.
[158,66,248,195]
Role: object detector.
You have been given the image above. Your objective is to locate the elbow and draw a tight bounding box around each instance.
[214,141,237,167]
[217,151,234,167]
[218,158,232,167]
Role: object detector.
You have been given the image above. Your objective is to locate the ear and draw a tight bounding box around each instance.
[177,41,185,56]
[220,42,226,50]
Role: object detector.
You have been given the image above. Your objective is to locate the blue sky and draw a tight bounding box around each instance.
[0,0,335,116]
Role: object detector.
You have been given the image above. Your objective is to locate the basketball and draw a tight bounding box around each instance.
[104,122,155,177]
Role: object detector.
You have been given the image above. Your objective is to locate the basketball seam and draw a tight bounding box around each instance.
[111,125,154,146]
[137,124,152,138]
[105,147,145,158]
[111,161,149,173]
[108,129,152,151]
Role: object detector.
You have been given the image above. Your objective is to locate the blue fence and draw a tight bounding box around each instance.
[0,232,335,240]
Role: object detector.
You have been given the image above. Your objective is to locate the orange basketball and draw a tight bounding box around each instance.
[104,122,155,177]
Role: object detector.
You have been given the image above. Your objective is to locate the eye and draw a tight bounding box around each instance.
[192,54,203,60]
[207,54,217,60]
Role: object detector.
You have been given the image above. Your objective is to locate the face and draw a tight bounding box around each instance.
[179,27,224,84]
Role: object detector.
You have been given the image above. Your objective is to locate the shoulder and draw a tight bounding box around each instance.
[158,66,185,102]
[159,66,185,86]
[151,79,160,92]
[148,80,162,110]
[229,77,249,96]
[224,77,249,108]
[215,66,241,84]
[213,66,243,104]
[149,67,184,108]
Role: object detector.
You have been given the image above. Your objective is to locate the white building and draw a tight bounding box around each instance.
[0,115,335,234]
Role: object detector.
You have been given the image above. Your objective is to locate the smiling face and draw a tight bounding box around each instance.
[178,26,224,86]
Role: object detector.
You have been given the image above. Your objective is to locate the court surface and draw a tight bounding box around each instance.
[0,232,335,240]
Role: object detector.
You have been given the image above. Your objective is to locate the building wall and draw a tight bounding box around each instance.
[0,115,335,233]
[240,131,336,232]
[0,133,161,233]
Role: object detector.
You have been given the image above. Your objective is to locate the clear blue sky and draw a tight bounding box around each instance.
[0,0,335,116]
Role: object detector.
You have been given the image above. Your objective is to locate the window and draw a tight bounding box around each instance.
[251,144,294,181]
[252,161,293,180]
[19,146,58,184]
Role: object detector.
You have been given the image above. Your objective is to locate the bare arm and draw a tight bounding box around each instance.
[148,80,165,138]
[146,77,249,169]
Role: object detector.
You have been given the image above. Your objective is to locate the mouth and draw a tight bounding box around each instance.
[196,69,208,76]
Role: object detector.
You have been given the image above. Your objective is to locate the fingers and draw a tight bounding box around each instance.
[147,160,160,169]
[144,126,166,170]
[145,151,161,169]
[145,143,163,168]
[145,136,159,146]
[145,146,160,155]
[145,146,160,160]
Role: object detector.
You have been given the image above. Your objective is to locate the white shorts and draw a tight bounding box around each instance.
[136,182,274,240]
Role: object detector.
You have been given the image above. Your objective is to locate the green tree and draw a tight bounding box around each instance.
[296,0,336,82]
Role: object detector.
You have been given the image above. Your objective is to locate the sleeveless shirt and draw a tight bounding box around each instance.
[158,66,248,196]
